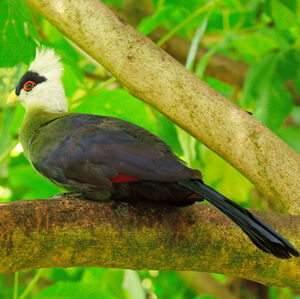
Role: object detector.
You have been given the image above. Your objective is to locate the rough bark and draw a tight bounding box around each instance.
[0,197,299,289]
[24,0,300,214]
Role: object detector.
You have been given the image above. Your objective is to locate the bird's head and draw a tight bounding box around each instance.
[7,47,68,113]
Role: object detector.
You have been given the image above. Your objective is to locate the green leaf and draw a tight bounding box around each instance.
[243,54,278,108]
[0,106,16,178]
[176,127,198,167]
[138,5,175,35]
[154,0,207,13]
[0,0,37,67]
[186,16,208,70]
[270,0,298,30]
[0,275,13,299]
[195,35,231,79]
[206,78,234,99]
[34,282,116,299]
[9,157,61,200]
[275,126,300,154]
[232,37,269,64]
[47,268,84,282]
[81,268,126,299]
[277,49,300,81]
[258,27,291,50]
[254,78,293,130]
[102,0,124,7]
[147,108,183,156]
[200,146,253,205]
[123,270,146,299]
[243,53,293,130]
[145,271,196,299]
[291,106,300,126]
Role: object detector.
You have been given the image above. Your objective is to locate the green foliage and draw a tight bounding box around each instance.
[243,52,294,130]
[123,270,146,299]
[0,0,299,298]
[268,0,298,30]
[0,0,37,66]
[34,282,118,299]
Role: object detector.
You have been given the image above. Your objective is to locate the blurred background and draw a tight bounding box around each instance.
[0,0,299,298]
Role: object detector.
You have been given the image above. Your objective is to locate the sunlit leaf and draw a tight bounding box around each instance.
[243,53,293,130]
[277,49,300,81]
[275,126,300,154]
[81,268,125,298]
[200,147,253,205]
[34,282,117,299]
[9,156,61,200]
[138,5,175,35]
[0,0,37,66]
[270,0,298,30]
[291,106,300,126]
[123,270,146,299]
[186,16,208,70]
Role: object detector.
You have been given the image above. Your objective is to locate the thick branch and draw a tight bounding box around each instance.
[0,197,299,289]
[24,0,300,214]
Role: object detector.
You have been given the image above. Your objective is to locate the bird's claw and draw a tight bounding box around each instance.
[49,192,83,200]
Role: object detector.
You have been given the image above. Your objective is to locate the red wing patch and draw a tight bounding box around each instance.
[110,174,140,183]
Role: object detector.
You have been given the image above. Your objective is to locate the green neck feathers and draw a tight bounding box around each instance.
[20,108,69,158]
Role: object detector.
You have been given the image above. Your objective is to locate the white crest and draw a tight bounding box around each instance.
[29,47,63,80]
[19,47,68,113]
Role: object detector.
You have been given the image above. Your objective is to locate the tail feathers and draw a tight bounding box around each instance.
[178,179,299,259]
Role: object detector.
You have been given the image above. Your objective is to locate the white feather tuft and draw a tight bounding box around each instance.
[20,47,68,113]
[29,47,64,80]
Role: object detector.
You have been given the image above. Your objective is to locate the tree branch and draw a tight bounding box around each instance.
[0,197,299,289]
[24,0,300,215]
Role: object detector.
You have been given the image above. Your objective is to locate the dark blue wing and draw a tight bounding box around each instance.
[29,114,199,188]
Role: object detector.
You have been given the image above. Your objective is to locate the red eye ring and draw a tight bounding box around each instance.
[23,81,36,91]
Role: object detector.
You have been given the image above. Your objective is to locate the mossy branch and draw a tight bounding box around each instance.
[24,0,300,214]
[0,197,299,289]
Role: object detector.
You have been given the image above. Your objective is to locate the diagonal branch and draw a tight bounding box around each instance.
[24,0,300,215]
[0,196,299,289]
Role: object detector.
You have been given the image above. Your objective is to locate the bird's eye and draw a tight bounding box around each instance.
[23,81,36,91]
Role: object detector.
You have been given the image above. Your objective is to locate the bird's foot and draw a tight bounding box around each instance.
[49,192,83,200]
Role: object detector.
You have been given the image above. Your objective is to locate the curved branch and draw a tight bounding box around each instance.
[0,197,299,289]
[24,0,300,214]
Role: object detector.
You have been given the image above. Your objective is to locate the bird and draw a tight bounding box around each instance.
[7,48,299,259]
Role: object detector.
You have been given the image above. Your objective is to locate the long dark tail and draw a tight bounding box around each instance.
[178,179,299,259]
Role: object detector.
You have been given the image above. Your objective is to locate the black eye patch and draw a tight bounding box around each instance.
[15,71,46,95]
